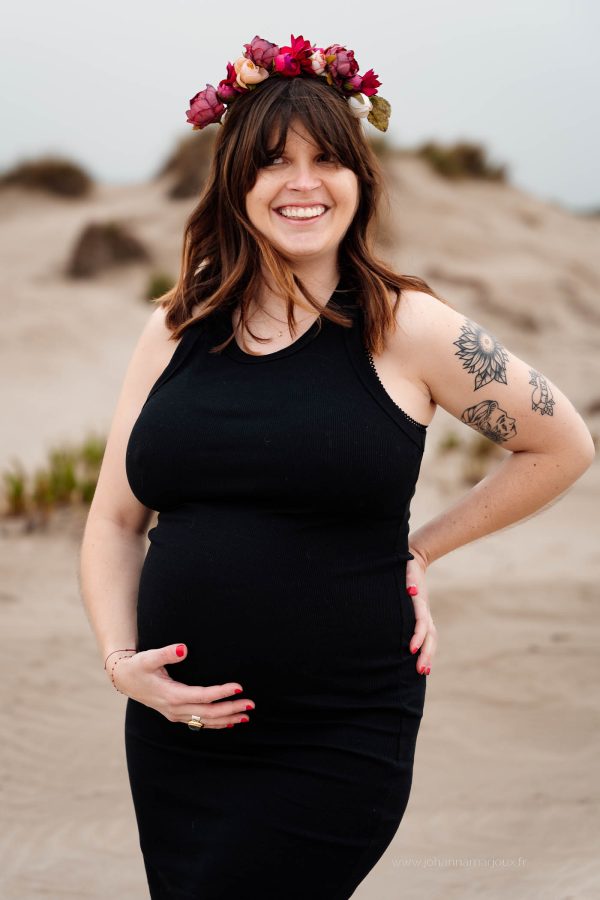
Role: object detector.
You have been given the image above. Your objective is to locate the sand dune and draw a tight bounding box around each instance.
[1,155,599,897]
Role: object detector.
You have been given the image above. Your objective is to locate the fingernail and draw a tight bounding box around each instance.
[245,704,254,710]
[176,644,185,657]
[407,586,418,596]
[227,723,234,728]
[410,645,418,654]
[426,667,431,675]
[234,689,243,694]
[240,716,249,723]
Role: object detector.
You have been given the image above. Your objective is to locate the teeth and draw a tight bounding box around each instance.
[278,206,326,219]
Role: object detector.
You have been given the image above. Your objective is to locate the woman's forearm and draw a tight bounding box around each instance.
[79,516,145,663]
[409,445,595,568]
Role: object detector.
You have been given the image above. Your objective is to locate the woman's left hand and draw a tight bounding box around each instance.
[406,546,437,676]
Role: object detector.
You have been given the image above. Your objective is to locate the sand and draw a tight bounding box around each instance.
[1,155,599,898]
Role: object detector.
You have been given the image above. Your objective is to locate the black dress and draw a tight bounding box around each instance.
[124,277,428,899]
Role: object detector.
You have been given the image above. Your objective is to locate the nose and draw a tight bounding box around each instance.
[285,161,323,191]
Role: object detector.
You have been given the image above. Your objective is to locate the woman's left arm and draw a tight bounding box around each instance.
[404,290,595,568]
[399,290,595,671]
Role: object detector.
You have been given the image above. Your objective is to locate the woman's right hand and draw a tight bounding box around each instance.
[109,643,255,729]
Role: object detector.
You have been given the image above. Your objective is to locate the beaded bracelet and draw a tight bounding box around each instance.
[104,648,137,670]
[109,651,138,695]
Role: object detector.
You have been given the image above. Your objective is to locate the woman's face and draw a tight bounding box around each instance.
[245,120,360,264]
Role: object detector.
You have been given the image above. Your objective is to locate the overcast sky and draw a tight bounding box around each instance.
[2,0,598,212]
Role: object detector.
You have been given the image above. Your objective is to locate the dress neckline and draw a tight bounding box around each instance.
[222,277,346,364]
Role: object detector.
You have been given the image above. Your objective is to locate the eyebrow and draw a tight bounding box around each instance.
[266,146,327,155]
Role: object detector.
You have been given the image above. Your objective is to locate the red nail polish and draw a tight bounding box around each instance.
[426,667,431,675]
[176,644,185,657]
[234,689,243,694]
[240,716,249,723]
[245,705,253,710]
[227,723,233,728]
[407,585,418,596]
[410,645,418,654]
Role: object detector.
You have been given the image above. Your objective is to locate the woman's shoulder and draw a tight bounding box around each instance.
[392,287,451,330]
[383,287,469,416]
[137,306,186,380]
[384,288,449,369]
[389,287,464,363]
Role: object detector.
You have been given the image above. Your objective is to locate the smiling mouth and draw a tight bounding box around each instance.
[273,207,329,223]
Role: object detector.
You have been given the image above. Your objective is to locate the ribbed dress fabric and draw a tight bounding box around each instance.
[124,277,428,898]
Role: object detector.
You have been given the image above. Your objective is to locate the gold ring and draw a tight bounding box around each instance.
[187,715,205,731]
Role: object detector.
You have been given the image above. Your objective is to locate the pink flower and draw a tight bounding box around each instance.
[216,62,243,102]
[324,44,360,88]
[216,80,238,103]
[346,74,363,92]
[186,84,226,129]
[185,35,389,132]
[274,34,315,77]
[243,35,280,70]
[233,56,269,89]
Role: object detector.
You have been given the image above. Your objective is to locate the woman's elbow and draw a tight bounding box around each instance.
[514,427,595,487]
[541,429,596,481]
[572,431,596,473]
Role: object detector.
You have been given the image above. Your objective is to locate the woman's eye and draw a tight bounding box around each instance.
[263,154,337,167]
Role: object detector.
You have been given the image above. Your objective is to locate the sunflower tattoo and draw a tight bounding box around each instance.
[453,319,509,390]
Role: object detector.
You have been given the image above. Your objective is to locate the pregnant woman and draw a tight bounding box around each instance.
[79,34,595,899]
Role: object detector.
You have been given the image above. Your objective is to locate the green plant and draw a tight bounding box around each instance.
[2,462,27,516]
[416,140,507,182]
[47,447,78,503]
[145,271,176,303]
[76,432,106,503]
[470,433,501,459]
[0,432,107,523]
[461,434,504,485]
[438,431,462,454]
[32,468,54,518]
[367,134,393,160]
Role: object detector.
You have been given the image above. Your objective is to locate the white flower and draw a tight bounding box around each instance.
[347,93,373,119]
[309,50,327,75]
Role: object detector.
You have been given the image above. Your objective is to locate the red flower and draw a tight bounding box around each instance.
[186,85,226,129]
[217,61,248,102]
[356,68,381,97]
[274,34,315,77]
[185,35,389,131]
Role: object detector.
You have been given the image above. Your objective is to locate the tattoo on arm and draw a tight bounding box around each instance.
[529,368,555,415]
[453,319,510,390]
[460,400,517,443]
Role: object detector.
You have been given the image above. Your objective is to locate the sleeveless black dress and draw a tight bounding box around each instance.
[124,277,428,899]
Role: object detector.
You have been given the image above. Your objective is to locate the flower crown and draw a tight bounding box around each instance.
[186,34,391,133]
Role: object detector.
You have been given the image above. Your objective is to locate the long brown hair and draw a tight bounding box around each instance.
[159,74,447,354]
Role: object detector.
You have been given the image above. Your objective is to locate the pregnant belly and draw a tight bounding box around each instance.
[135,508,415,716]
